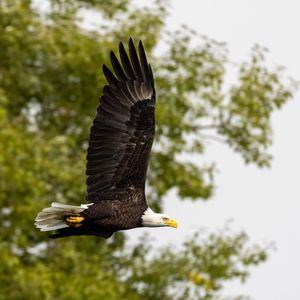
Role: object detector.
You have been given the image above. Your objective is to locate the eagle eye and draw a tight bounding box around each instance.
[162,217,169,222]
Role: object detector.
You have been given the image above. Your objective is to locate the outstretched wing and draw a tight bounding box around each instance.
[86,38,156,202]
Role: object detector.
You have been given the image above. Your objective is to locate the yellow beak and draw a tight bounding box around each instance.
[164,218,178,228]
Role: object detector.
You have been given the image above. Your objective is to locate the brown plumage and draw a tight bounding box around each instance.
[34,38,178,239]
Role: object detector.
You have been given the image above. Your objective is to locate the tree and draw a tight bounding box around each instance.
[0,0,296,299]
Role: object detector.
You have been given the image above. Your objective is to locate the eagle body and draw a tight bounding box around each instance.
[35,38,178,238]
[85,189,148,231]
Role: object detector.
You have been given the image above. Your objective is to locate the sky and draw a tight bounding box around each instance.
[129,1,300,300]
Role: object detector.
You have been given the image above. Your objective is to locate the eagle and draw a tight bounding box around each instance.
[35,38,178,239]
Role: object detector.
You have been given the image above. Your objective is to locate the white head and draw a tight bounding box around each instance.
[141,207,178,228]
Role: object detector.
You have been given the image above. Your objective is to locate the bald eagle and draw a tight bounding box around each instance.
[35,38,178,238]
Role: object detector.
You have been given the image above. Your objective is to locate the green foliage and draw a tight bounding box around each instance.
[124,228,270,300]
[221,45,297,166]
[0,0,295,299]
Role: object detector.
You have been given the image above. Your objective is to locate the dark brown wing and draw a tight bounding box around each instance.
[86,38,156,202]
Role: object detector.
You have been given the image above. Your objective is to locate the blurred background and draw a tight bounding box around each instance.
[0,0,299,299]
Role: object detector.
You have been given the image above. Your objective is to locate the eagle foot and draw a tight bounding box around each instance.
[64,215,85,227]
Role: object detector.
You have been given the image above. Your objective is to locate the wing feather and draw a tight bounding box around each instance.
[138,41,149,82]
[119,42,135,80]
[129,38,143,80]
[110,51,128,81]
[86,38,156,202]
[102,64,118,85]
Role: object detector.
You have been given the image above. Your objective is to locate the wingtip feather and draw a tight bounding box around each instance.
[103,64,118,85]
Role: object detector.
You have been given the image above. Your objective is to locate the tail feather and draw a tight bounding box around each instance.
[35,202,92,232]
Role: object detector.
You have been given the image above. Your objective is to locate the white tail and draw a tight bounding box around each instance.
[34,202,92,232]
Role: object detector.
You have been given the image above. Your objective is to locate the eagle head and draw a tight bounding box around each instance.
[142,207,178,228]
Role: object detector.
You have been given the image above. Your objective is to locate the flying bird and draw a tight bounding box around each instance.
[35,38,178,238]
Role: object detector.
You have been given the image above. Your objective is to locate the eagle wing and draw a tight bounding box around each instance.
[86,38,156,202]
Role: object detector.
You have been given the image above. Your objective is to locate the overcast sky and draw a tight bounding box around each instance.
[129,1,300,300]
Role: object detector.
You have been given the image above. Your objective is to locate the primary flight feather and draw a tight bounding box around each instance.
[35,38,178,239]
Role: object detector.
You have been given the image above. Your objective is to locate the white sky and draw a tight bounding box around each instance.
[129,1,300,300]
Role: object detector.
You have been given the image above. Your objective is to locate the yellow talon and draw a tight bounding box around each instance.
[65,215,84,226]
